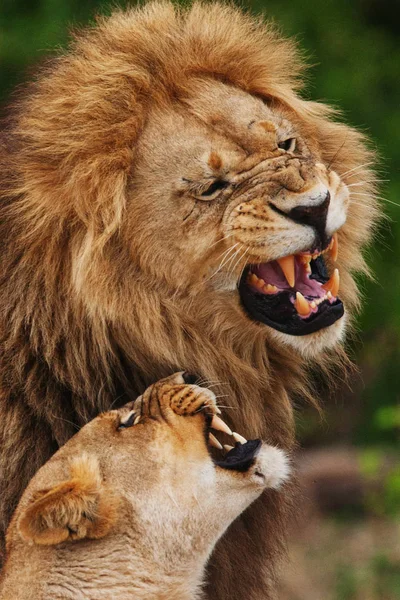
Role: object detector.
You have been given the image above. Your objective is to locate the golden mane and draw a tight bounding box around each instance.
[0,2,379,596]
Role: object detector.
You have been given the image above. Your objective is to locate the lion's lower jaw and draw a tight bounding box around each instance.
[268,312,347,359]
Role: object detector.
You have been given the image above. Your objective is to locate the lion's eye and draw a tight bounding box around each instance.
[278,138,296,153]
[199,179,229,198]
[118,411,138,430]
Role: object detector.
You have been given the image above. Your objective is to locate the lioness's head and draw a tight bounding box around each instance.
[3,374,288,596]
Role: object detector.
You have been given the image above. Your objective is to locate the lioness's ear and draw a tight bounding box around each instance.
[18,454,120,545]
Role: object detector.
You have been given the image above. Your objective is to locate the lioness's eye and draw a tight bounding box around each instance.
[278,138,296,153]
[199,179,229,198]
[118,411,137,430]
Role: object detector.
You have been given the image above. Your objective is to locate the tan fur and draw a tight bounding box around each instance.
[0,2,379,598]
[0,373,290,599]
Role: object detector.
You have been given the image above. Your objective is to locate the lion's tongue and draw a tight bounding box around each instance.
[252,257,325,299]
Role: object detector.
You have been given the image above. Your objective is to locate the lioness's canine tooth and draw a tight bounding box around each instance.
[331,232,339,262]
[322,268,339,297]
[133,415,141,425]
[209,433,223,450]
[277,255,295,288]
[211,415,233,436]
[232,432,247,444]
[223,444,234,452]
[294,291,310,317]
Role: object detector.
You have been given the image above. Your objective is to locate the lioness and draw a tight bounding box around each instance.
[0,373,289,600]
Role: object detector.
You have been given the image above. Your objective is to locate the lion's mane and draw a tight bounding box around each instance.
[0,3,379,597]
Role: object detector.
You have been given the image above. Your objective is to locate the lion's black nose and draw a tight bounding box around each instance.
[287,191,330,246]
[182,372,198,385]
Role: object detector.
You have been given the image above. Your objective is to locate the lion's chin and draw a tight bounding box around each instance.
[267,312,347,359]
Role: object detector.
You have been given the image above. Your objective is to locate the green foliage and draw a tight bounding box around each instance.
[334,554,400,600]
[0,0,399,445]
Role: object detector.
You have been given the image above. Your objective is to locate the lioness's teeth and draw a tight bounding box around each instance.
[134,415,141,425]
[322,268,340,297]
[277,255,295,288]
[211,415,233,436]
[294,291,310,316]
[209,433,223,450]
[232,432,247,444]
[300,255,312,274]
[327,291,332,300]
[310,301,317,309]
[331,233,339,262]
[224,444,234,452]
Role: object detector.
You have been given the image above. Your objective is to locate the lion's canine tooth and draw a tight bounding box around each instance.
[322,268,339,297]
[294,291,310,316]
[331,232,339,262]
[232,432,247,444]
[223,444,234,452]
[133,415,141,425]
[211,415,233,436]
[277,255,295,288]
[209,433,223,450]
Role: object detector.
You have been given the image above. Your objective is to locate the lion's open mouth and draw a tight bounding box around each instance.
[238,233,344,336]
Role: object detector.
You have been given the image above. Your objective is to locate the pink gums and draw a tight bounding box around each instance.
[250,257,326,299]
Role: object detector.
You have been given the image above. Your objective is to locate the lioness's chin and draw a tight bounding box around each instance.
[268,312,347,358]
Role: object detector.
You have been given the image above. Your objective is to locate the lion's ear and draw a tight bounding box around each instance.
[18,454,120,545]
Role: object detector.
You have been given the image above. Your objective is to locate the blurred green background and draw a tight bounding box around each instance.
[1,1,399,598]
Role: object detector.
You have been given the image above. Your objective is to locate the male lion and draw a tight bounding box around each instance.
[0,372,290,599]
[0,2,379,598]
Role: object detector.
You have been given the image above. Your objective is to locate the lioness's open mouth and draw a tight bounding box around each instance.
[206,413,261,472]
[238,233,344,336]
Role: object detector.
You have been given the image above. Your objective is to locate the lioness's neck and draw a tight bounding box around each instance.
[1,532,209,600]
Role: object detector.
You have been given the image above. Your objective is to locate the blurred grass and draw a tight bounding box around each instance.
[1,0,399,447]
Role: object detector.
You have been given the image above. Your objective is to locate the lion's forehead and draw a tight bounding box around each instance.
[140,96,310,189]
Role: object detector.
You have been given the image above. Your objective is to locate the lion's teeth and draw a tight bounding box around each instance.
[211,415,233,436]
[232,432,247,444]
[294,291,311,316]
[322,268,339,297]
[134,415,141,425]
[310,301,317,309]
[277,255,295,288]
[255,277,266,289]
[263,284,278,294]
[248,273,259,286]
[223,444,234,452]
[331,232,339,262]
[209,433,223,450]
